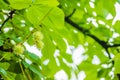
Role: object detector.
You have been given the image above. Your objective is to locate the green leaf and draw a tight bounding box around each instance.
[85,70,99,80]
[60,52,73,63]
[0,62,10,70]
[113,21,120,34]
[114,54,120,74]
[50,32,66,52]
[0,67,7,76]
[27,36,34,46]
[91,25,112,41]
[2,52,13,61]
[71,9,85,23]
[7,71,16,80]
[97,68,110,78]
[0,39,3,46]
[15,74,25,80]
[29,64,44,78]
[58,57,71,77]
[24,51,41,64]
[95,0,116,17]
[46,7,65,29]
[46,58,60,77]
[26,5,51,26]
[41,28,56,59]
[113,37,120,44]
[9,0,32,9]
[78,61,99,71]
[22,61,44,78]
[0,0,9,10]
[22,60,30,68]
[33,0,59,7]
[42,7,65,30]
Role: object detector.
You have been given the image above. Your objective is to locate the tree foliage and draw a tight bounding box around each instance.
[0,0,120,80]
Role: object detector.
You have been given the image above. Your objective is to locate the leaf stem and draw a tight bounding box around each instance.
[19,61,27,80]
[0,10,15,32]
[0,54,8,61]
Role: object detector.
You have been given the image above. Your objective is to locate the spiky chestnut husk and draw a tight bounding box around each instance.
[35,41,44,49]
[14,44,24,55]
[33,31,44,41]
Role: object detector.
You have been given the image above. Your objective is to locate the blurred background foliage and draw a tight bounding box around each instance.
[0,0,120,80]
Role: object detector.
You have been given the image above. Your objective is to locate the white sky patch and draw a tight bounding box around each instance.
[72,45,87,65]
[0,19,2,22]
[54,70,68,80]
[102,50,115,59]
[106,25,110,29]
[98,20,105,25]
[3,15,7,20]
[2,10,10,14]
[21,20,25,23]
[90,0,95,2]
[49,28,53,32]
[112,32,120,38]
[65,3,68,7]
[92,19,98,27]
[70,71,77,80]
[43,59,49,65]
[77,3,81,7]
[73,29,78,33]
[109,70,114,79]
[29,27,34,31]
[24,42,42,58]
[108,38,114,43]
[68,46,75,54]
[54,50,60,66]
[92,55,100,65]
[92,20,98,27]
[110,53,114,58]
[55,58,60,66]
[25,58,32,64]
[93,11,97,17]
[3,27,12,33]
[102,50,109,57]
[112,2,120,25]
[78,71,86,80]
[54,50,60,57]
[100,78,105,80]
[89,2,95,8]
[101,63,112,69]
[84,8,87,12]
[101,64,109,68]
[110,28,114,32]
[106,13,113,20]
[87,17,98,27]
[65,37,75,54]
[21,24,25,27]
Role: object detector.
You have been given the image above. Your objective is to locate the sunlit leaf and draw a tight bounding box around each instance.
[9,0,32,9]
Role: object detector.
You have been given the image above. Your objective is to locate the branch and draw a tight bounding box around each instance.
[65,18,107,47]
[65,18,113,60]
[65,10,120,49]
[66,9,76,18]
[65,17,87,33]
[0,10,15,32]
[107,44,120,48]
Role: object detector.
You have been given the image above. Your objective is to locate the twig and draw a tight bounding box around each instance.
[107,44,120,48]
[65,18,113,62]
[66,9,76,18]
[25,69,32,80]
[19,61,27,80]
[0,10,15,32]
